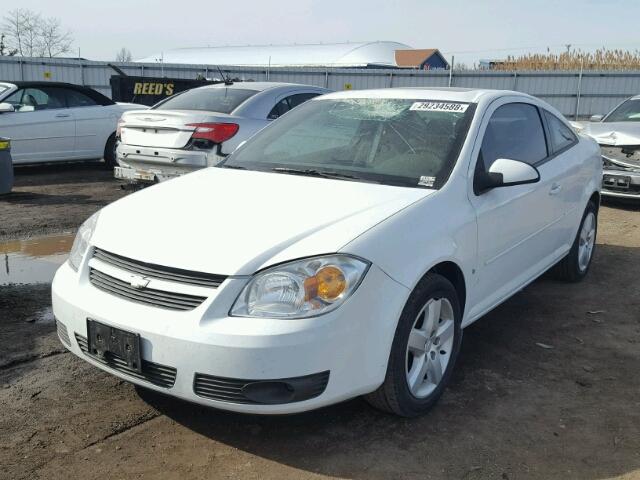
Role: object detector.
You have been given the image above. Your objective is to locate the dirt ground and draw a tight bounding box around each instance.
[1,164,639,480]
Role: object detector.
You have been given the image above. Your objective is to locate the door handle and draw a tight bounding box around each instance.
[549,183,562,195]
[55,113,71,118]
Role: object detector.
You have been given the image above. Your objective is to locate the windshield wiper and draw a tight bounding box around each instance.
[219,164,247,170]
[271,167,378,183]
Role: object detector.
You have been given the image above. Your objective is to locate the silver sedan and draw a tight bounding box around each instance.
[573,95,640,200]
[115,82,331,183]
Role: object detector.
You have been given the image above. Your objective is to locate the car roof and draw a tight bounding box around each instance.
[1,81,115,105]
[319,87,531,104]
[201,81,326,92]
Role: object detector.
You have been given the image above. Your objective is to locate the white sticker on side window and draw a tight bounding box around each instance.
[410,102,469,113]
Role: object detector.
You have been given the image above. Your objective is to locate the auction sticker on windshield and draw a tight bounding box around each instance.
[410,102,469,113]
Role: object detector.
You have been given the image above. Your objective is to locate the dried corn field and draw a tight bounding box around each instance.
[496,48,640,71]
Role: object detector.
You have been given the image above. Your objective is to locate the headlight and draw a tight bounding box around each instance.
[231,255,370,319]
[68,211,100,271]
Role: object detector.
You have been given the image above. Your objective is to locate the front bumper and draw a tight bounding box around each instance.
[116,143,225,183]
[52,260,408,414]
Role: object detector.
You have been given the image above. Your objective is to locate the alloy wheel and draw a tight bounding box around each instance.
[405,297,455,398]
[578,211,596,272]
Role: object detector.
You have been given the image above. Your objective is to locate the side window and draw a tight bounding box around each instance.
[543,110,577,153]
[3,89,26,110]
[287,92,320,109]
[268,97,291,120]
[66,89,99,108]
[2,87,66,112]
[480,103,548,169]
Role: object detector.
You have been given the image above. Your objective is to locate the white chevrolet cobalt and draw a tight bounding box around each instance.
[52,88,602,417]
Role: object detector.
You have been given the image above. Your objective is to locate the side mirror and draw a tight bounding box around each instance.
[475,158,540,194]
[0,103,15,114]
[589,114,604,122]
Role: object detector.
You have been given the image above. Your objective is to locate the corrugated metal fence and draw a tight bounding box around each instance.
[2,56,640,118]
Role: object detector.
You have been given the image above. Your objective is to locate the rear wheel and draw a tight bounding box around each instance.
[103,133,118,169]
[365,273,462,417]
[554,201,598,282]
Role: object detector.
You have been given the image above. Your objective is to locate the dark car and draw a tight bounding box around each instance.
[0,137,13,194]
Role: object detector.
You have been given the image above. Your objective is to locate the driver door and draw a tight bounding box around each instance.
[466,99,563,319]
[0,86,75,163]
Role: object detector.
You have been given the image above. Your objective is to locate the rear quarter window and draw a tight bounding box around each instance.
[543,110,577,153]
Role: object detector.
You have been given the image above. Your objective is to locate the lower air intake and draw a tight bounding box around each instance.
[55,319,71,346]
[75,333,176,388]
[193,371,330,405]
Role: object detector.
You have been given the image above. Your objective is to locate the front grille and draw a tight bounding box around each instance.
[75,333,176,388]
[93,248,227,288]
[55,319,70,346]
[193,371,330,405]
[89,268,207,311]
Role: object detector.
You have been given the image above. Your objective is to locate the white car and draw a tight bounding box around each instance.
[0,81,144,166]
[115,82,330,183]
[52,88,602,417]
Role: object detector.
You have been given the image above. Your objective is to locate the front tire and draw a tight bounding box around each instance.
[554,200,598,282]
[103,133,118,169]
[365,273,462,417]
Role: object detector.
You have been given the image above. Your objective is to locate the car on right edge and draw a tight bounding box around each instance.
[572,95,640,200]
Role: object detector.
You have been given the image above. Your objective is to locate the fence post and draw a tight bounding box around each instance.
[19,59,24,80]
[325,69,329,88]
[448,56,454,87]
[80,62,84,86]
[389,71,393,88]
[575,60,584,120]
[141,65,144,78]
[513,71,518,91]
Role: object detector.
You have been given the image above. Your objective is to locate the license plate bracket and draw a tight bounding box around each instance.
[114,166,156,182]
[87,319,142,373]
[603,174,631,190]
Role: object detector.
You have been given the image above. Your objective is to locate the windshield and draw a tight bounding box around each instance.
[0,85,9,96]
[153,87,258,113]
[605,99,640,122]
[221,98,475,189]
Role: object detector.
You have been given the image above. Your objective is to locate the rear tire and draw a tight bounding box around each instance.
[365,273,462,417]
[554,200,598,282]
[104,133,118,169]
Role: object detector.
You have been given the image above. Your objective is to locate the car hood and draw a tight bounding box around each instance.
[91,168,432,276]
[576,121,640,146]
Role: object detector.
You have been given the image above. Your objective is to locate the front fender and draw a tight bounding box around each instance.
[340,187,477,323]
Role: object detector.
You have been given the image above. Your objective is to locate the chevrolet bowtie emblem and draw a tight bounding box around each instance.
[129,275,150,289]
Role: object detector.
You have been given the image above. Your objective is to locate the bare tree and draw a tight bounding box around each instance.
[38,17,72,57]
[2,9,73,57]
[21,10,41,56]
[2,9,26,55]
[115,47,133,62]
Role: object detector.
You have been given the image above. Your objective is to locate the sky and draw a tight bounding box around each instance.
[6,0,640,65]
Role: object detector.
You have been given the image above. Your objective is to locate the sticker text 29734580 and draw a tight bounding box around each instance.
[410,102,469,113]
